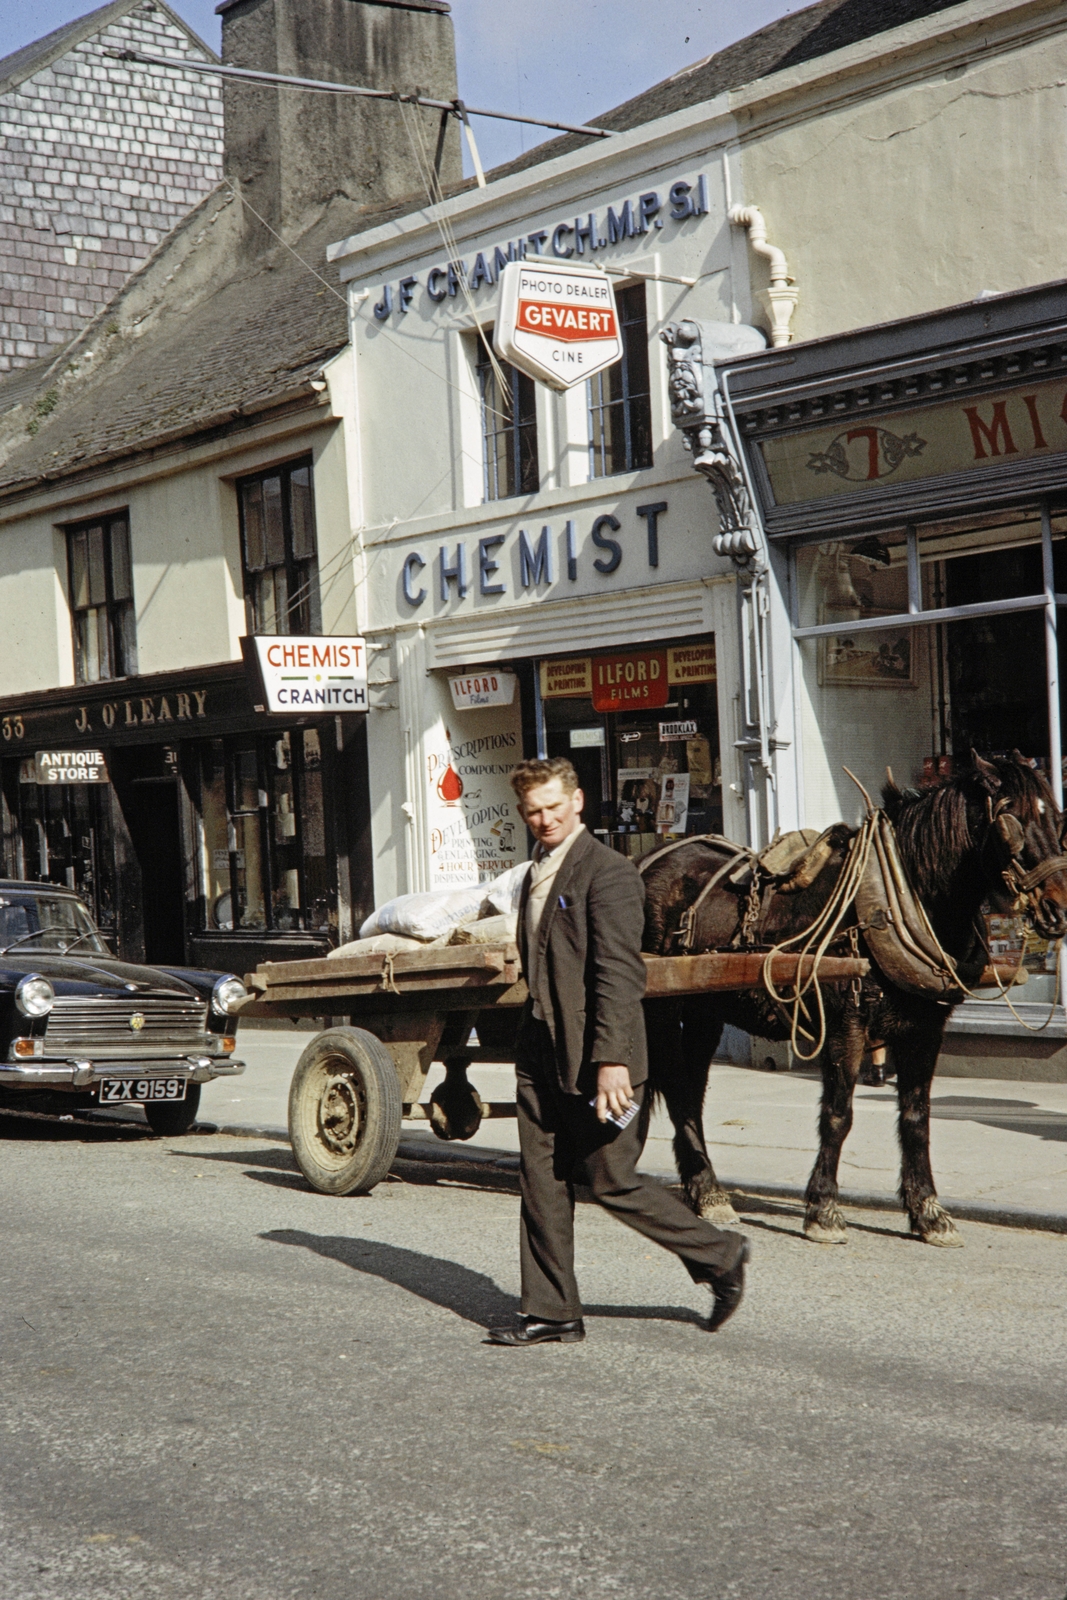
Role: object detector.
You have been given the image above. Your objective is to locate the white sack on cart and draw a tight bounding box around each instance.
[358,885,487,942]
[327,932,426,960]
[481,860,531,915]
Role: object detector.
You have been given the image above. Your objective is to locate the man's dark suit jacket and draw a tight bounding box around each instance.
[516,827,648,1095]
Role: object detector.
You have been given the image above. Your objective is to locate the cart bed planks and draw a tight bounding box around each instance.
[242,946,871,1014]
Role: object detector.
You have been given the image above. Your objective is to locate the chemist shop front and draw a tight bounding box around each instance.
[0,662,371,973]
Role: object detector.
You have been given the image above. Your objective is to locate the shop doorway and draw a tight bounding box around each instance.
[112,747,186,965]
[538,639,721,859]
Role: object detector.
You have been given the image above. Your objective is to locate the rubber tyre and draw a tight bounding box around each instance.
[144,1083,201,1136]
[288,1027,402,1196]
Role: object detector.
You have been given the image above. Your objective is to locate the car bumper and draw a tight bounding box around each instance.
[0,1058,246,1088]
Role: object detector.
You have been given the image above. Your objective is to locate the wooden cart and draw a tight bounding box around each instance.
[239,945,870,1196]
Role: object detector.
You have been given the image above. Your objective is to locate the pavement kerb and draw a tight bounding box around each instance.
[210,1122,1067,1237]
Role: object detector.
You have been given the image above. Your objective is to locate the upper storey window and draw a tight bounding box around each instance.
[588,282,653,479]
[478,343,539,501]
[67,513,137,684]
[239,460,321,635]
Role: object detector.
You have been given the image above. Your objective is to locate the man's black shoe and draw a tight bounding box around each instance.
[704,1239,751,1333]
[484,1316,586,1346]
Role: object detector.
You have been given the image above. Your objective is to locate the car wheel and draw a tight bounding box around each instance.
[288,1027,402,1196]
[144,1083,201,1136]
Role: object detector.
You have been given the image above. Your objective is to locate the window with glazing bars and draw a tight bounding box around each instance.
[477,342,539,501]
[588,283,653,478]
[238,460,321,635]
[67,514,137,683]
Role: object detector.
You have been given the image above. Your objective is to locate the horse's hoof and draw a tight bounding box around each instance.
[908,1203,966,1241]
[911,1199,963,1247]
[804,1206,847,1244]
[428,1084,484,1141]
[701,1199,741,1227]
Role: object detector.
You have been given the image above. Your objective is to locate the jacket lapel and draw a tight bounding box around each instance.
[536,828,593,953]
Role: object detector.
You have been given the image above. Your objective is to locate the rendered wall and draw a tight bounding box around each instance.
[735,2,1067,341]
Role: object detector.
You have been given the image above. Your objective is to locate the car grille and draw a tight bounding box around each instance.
[45,997,209,1053]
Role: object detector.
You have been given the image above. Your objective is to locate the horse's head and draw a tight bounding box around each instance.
[968,750,1067,938]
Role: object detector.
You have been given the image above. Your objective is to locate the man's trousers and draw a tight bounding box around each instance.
[516,1016,744,1321]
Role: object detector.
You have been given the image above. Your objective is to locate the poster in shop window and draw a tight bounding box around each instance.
[426,698,526,887]
[656,773,690,835]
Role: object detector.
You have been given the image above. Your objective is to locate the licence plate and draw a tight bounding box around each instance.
[99,1078,187,1104]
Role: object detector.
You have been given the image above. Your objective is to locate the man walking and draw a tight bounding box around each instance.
[487,757,749,1347]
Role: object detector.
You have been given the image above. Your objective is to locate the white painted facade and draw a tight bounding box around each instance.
[328,0,1067,903]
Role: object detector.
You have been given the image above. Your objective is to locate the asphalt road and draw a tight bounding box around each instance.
[1,1112,1064,1600]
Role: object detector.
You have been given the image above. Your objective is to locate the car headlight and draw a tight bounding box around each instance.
[212,974,248,1015]
[15,975,54,1018]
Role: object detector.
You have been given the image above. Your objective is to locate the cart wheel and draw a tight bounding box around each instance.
[144,1083,201,1136]
[288,1027,402,1196]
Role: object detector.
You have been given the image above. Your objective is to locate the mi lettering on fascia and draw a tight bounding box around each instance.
[371,176,710,320]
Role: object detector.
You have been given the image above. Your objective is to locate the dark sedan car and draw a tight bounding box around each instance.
[0,882,246,1134]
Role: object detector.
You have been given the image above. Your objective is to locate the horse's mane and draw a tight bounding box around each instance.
[881,754,1054,903]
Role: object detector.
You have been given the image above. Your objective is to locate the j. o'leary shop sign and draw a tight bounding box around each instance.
[369,174,710,320]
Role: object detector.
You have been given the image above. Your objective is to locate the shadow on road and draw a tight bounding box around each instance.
[260,1228,706,1329]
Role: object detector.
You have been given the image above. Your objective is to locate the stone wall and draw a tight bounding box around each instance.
[0,1,223,373]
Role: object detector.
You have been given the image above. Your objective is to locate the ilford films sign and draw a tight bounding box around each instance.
[495,262,622,392]
[246,636,368,713]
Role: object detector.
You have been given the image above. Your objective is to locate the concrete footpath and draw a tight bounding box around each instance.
[199,1024,1067,1234]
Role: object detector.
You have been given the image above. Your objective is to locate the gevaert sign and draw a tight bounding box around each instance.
[250,636,367,713]
[494,260,622,392]
[35,749,109,783]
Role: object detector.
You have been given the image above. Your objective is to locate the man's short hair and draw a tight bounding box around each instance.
[510,756,580,800]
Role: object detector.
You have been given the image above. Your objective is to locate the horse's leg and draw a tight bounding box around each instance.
[673,997,736,1223]
[645,996,734,1221]
[803,1012,864,1244]
[896,1026,962,1247]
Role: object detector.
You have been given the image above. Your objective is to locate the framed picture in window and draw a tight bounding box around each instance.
[816,609,917,689]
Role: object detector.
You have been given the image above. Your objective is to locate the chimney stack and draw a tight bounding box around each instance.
[217,0,462,242]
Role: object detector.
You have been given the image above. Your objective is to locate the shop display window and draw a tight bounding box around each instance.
[539,639,721,858]
[1,768,116,945]
[66,513,137,684]
[793,507,1057,823]
[238,459,322,636]
[477,341,539,501]
[195,731,335,937]
[588,282,653,480]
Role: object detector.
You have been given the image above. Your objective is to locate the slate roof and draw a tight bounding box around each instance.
[0,0,978,498]
[0,0,217,97]
[0,186,409,497]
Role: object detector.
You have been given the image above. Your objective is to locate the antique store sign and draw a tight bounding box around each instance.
[34,749,109,783]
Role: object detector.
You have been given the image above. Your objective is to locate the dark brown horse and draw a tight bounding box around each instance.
[639,752,1067,1246]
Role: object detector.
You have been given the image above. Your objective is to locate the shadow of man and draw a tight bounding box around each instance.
[261,1229,518,1328]
[261,1230,707,1330]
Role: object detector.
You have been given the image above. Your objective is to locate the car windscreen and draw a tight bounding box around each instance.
[0,893,109,954]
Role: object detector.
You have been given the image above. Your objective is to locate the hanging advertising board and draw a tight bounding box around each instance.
[494,260,622,392]
[243,636,367,713]
[448,671,517,710]
[34,749,109,783]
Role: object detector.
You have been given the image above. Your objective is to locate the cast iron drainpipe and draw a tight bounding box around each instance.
[728,205,799,347]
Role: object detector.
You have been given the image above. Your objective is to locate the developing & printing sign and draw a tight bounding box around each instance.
[245,636,367,713]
